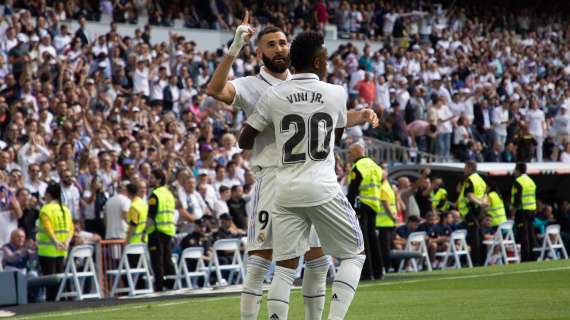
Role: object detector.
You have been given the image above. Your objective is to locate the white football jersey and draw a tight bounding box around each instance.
[247,73,348,207]
[230,67,291,168]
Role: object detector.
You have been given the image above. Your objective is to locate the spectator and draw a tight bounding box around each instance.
[103,182,130,240]
[214,185,230,219]
[0,184,22,246]
[393,215,420,250]
[1,228,37,274]
[60,170,81,221]
[227,185,247,231]
[16,188,39,239]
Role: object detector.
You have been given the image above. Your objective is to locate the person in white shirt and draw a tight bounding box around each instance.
[103,183,130,240]
[526,99,547,161]
[0,185,22,246]
[239,31,365,320]
[434,97,455,160]
[24,163,47,201]
[213,185,230,218]
[492,103,510,147]
[560,143,570,163]
[207,20,376,320]
[375,75,391,110]
[553,104,570,147]
[60,170,81,221]
[133,59,151,97]
[177,176,208,221]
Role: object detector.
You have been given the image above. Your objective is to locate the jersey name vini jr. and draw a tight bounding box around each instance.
[286,91,325,105]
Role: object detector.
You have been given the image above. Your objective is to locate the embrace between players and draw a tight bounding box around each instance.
[207,11,378,320]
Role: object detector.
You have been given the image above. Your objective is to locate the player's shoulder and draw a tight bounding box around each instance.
[318,81,348,97]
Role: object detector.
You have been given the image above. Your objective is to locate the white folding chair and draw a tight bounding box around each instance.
[436,230,473,269]
[56,245,102,301]
[398,232,432,272]
[208,239,244,286]
[106,243,154,297]
[484,221,520,266]
[168,247,209,289]
[535,225,569,261]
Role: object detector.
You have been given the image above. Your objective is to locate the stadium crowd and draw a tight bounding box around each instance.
[1,0,570,301]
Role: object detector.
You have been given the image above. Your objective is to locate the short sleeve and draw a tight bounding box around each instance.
[336,89,348,128]
[247,92,272,132]
[229,78,249,112]
[121,198,131,213]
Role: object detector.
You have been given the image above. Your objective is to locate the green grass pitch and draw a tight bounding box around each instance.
[14,260,570,319]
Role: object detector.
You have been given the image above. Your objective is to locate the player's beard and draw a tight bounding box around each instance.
[262,53,289,73]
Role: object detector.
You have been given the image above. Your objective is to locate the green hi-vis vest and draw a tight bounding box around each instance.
[431,187,450,212]
[487,191,507,227]
[37,203,73,258]
[376,180,397,228]
[349,157,383,213]
[511,174,536,211]
[129,197,149,244]
[148,186,176,236]
[457,173,487,217]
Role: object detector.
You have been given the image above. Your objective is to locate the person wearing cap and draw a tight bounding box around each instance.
[147,169,176,291]
[509,162,537,261]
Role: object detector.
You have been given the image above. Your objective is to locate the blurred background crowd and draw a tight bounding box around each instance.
[1,0,570,294]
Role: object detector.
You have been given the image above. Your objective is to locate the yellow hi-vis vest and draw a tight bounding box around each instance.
[431,187,450,212]
[128,197,148,244]
[457,173,487,217]
[511,174,536,211]
[376,180,397,227]
[37,202,73,258]
[148,186,176,236]
[487,191,507,227]
[349,157,383,213]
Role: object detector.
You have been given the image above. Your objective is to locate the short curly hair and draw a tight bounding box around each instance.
[289,31,325,71]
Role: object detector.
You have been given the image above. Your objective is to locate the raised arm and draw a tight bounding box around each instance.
[206,11,255,105]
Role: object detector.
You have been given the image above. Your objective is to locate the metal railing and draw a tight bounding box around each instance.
[337,137,445,165]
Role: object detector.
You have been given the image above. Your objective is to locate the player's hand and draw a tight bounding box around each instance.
[228,10,256,57]
[360,108,379,128]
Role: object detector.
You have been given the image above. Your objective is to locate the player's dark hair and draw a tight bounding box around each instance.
[256,26,285,45]
[290,31,324,71]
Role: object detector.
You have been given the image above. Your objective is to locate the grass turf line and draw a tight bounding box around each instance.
[14,260,570,320]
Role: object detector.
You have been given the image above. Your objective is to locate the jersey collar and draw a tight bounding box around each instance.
[291,73,320,81]
[259,67,291,86]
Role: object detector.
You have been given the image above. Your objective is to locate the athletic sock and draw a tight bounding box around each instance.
[328,255,366,320]
[267,266,296,320]
[241,255,271,320]
[302,255,330,320]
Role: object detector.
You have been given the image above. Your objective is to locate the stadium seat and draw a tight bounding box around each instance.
[56,245,102,301]
[106,243,154,297]
[483,221,520,266]
[207,239,245,286]
[435,229,473,269]
[166,247,209,289]
[534,225,569,261]
[398,231,432,272]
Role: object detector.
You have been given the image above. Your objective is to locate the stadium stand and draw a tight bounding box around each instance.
[0,0,569,306]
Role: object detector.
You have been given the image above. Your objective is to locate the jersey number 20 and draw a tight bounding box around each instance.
[281,113,333,164]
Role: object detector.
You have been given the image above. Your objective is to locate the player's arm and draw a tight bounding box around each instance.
[238,124,260,150]
[346,109,379,128]
[206,11,255,105]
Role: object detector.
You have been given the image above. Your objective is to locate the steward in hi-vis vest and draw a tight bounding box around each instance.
[510,162,537,262]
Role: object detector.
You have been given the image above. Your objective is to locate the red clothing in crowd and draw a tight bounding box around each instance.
[356,80,376,105]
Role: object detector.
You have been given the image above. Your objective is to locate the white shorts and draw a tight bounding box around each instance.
[247,167,320,252]
[271,191,364,261]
